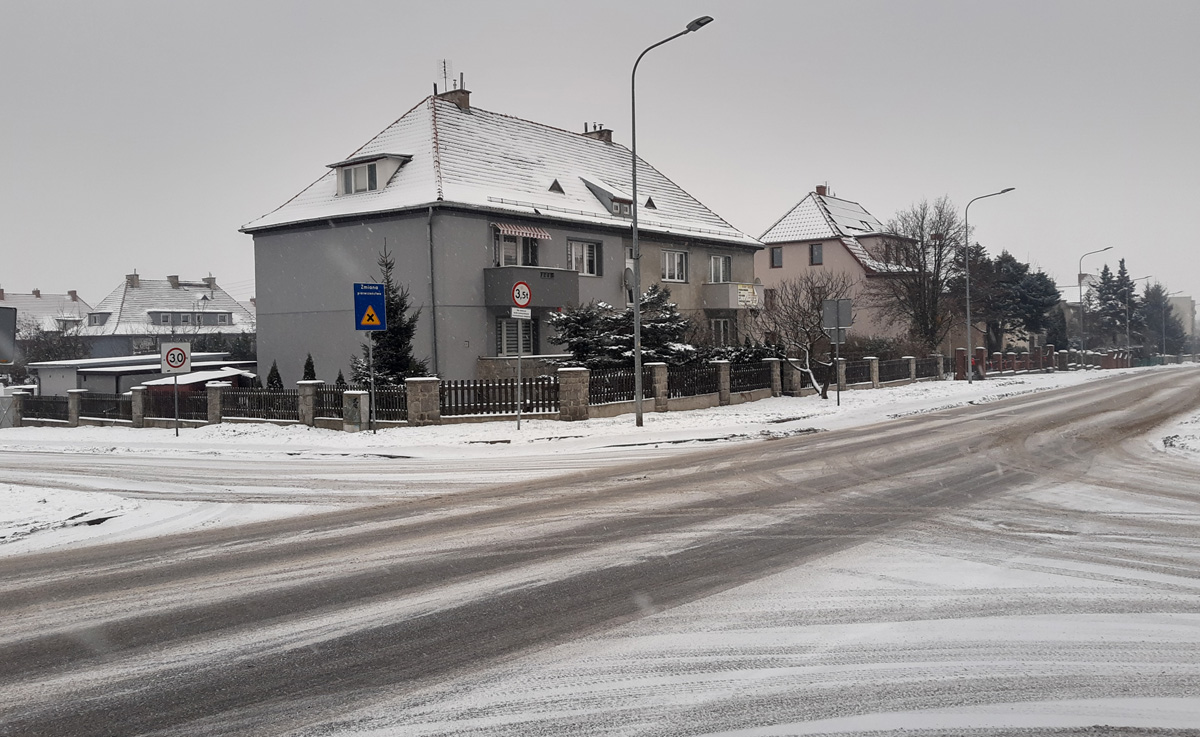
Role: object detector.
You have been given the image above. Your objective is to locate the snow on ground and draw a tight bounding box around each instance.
[1,365,1196,557]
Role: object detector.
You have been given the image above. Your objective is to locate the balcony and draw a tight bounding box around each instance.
[484,266,580,309]
[700,282,764,311]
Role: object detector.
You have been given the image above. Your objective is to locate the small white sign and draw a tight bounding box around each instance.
[161,342,192,374]
[511,307,532,320]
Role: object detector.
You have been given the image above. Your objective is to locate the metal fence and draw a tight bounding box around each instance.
[79,393,132,422]
[729,362,772,392]
[145,390,209,421]
[844,360,872,385]
[878,359,911,383]
[315,387,345,418]
[588,367,654,404]
[915,357,941,379]
[221,389,299,421]
[668,363,719,398]
[21,395,69,422]
[440,377,559,416]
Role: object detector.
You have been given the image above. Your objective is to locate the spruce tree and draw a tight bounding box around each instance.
[351,248,428,385]
[266,360,283,390]
[302,353,316,381]
[334,370,348,391]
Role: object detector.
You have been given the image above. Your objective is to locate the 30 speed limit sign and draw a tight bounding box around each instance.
[160,342,192,374]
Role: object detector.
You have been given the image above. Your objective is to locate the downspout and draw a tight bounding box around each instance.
[427,205,439,376]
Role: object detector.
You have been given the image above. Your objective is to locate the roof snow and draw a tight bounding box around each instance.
[1,291,91,333]
[81,278,255,337]
[759,191,893,273]
[242,96,759,248]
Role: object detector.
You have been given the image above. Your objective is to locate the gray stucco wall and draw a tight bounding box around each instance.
[251,206,759,382]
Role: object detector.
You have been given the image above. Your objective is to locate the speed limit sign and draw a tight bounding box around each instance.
[160,342,192,374]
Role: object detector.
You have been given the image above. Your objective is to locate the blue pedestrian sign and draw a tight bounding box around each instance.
[354,283,387,331]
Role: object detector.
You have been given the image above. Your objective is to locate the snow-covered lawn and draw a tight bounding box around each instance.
[2,366,1197,557]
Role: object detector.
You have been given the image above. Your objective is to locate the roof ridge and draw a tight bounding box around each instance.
[757,191,814,240]
[429,97,444,201]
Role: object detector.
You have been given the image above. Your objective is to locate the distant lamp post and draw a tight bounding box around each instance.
[963,188,1015,383]
[631,15,714,427]
[1118,276,1151,350]
[1162,289,1183,358]
[1076,246,1113,351]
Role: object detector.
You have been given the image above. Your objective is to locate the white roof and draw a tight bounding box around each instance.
[1,292,91,333]
[29,352,230,369]
[81,278,255,337]
[140,367,256,386]
[760,191,892,273]
[242,96,759,248]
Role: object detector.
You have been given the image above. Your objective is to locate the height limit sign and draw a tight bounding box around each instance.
[354,283,387,331]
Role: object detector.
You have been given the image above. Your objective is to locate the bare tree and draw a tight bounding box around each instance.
[748,272,857,399]
[866,196,964,351]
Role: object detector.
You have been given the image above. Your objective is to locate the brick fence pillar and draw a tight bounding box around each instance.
[343,390,368,432]
[933,354,944,379]
[68,389,86,427]
[712,360,731,406]
[647,362,668,412]
[557,367,590,422]
[405,377,441,427]
[975,347,989,379]
[206,381,229,424]
[955,348,967,380]
[765,358,782,397]
[1044,344,1055,371]
[297,380,322,427]
[131,386,146,428]
[11,391,28,428]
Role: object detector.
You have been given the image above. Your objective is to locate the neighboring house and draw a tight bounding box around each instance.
[28,353,255,396]
[241,87,762,383]
[756,186,902,339]
[0,287,91,336]
[80,274,256,358]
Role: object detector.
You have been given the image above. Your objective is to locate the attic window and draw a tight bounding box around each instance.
[343,163,377,194]
[548,179,565,194]
[644,196,657,210]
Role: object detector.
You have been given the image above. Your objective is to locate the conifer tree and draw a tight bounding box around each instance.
[266,360,283,390]
[334,370,348,391]
[351,248,428,385]
[302,353,316,381]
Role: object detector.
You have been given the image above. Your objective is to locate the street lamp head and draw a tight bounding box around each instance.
[686,16,714,32]
[1000,187,1015,193]
[1101,246,1113,252]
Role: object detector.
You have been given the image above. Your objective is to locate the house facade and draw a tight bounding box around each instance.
[756,186,902,340]
[241,89,761,383]
[80,274,256,358]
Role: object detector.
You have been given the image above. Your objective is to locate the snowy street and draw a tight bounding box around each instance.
[1,366,1199,736]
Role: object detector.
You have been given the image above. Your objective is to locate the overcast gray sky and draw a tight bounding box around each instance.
[3,0,1197,305]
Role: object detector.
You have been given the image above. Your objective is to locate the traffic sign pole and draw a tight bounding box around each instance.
[511,282,533,429]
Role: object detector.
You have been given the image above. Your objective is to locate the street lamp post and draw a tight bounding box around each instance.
[1076,246,1113,352]
[963,188,1014,384]
[631,15,713,427]
[1117,276,1150,351]
[1162,289,1183,358]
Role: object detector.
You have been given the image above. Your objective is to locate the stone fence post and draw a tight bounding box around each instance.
[206,381,229,424]
[68,388,86,427]
[405,377,441,427]
[904,356,916,381]
[131,386,146,428]
[712,360,731,406]
[975,347,988,379]
[765,358,782,397]
[865,357,880,388]
[647,362,668,412]
[836,357,847,391]
[11,391,28,428]
[297,380,323,427]
[557,368,590,422]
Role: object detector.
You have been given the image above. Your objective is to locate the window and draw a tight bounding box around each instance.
[497,317,538,355]
[662,250,688,282]
[770,247,783,268]
[342,163,377,194]
[218,314,228,324]
[710,255,732,283]
[710,318,732,345]
[568,240,599,276]
[160,313,170,325]
[810,242,824,266]
[180,313,191,325]
[494,233,539,266]
[89,314,100,326]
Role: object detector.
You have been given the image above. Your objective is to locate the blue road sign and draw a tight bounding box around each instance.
[354,283,387,331]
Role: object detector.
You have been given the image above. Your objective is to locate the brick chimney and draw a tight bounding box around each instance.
[250,297,256,307]
[126,273,140,288]
[436,87,471,111]
[815,184,827,196]
[0,288,5,300]
[68,290,78,301]
[32,288,41,298]
[202,276,217,290]
[167,275,180,288]
[582,123,613,144]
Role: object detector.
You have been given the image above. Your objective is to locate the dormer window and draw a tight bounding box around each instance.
[580,175,633,219]
[328,153,412,196]
[344,163,377,193]
[160,313,171,325]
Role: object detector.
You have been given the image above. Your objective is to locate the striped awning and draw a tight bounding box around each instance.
[492,222,552,240]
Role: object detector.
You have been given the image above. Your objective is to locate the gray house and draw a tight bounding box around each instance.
[242,88,761,382]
